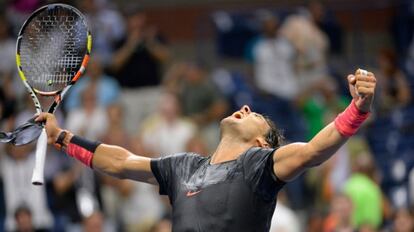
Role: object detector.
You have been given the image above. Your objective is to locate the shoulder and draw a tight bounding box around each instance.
[240,147,277,173]
[157,152,206,165]
[242,147,276,161]
[152,152,207,179]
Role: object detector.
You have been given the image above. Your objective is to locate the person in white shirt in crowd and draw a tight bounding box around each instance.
[77,0,126,65]
[64,56,121,112]
[1,112,53,231]
[65,85,108,141]
[140,91,196,155]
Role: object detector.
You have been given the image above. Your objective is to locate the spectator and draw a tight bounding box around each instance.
[323,193,354,232]
[185,134,209,156]
[82,210,115,232]
[5,0,42,34]
[100,103,130,148]
[163,62,228,151]
[0,87,16,122]
[50,161,84,231]
[1,143,53,231]
[245,10,306,142]
[0,14,15,81]
[374,48,411,115]
[140,91,196,155]
[14,206,39,232]
[246,10,299,103]
[344,152,383,229]
[109,6,169,88]
[307,0,343,55]
[64,56,121,112]
[392,208,414,232]
[270,191,301,232]
[77,0,126,65]
[65,85,108,140]
[0,14,20,110]
[280,7,330,94]
[109,6,170,132]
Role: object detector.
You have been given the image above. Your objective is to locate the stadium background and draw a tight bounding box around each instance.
[0,0,413,231]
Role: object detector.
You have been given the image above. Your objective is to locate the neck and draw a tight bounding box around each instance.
[210,135,254,164]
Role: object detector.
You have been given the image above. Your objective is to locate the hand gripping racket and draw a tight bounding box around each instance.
[16,4,92,185]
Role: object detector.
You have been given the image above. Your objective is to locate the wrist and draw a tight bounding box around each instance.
[54,130,74,151]
[334,99,370,137]
[354,98,372,113]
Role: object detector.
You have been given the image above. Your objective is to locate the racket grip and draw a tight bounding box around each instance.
[31,128,48,185]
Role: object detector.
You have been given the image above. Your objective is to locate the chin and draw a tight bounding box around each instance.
[221,116,238,126]
[220,116,242,135]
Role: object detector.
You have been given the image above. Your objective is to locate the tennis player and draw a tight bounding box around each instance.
[36,69,376,231]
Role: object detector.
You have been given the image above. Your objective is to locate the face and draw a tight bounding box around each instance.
[15,210,33,231]
[86,58,103,79]
[262,18,278,37]
[184,64,204,84]
[159,92,180,121]
[221,105,270,147]
[128,12,147,31]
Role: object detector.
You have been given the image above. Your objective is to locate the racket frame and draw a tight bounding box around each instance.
[15,3,92,185]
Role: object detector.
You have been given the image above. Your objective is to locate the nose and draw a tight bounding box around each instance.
[241,105,251,114]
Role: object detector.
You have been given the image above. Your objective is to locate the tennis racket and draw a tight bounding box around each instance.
[16,3,92,185]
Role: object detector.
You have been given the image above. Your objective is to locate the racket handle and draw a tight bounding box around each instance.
[32,128,48,185]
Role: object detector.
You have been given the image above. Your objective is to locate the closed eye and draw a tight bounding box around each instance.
[254,113,266,122]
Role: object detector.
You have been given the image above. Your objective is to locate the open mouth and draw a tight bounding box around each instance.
[233,112,243,119]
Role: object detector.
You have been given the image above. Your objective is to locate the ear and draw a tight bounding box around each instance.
[255,138,270,148]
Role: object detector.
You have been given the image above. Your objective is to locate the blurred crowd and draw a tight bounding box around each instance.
[0,0,414,232]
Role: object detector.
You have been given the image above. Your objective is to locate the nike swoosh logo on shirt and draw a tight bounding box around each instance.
[186,190,201,197]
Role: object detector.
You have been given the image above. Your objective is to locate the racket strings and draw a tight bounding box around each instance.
[19,6,88,93]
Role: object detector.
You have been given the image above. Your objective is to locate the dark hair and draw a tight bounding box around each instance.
[263,116,284,148]
[14,205,31,219]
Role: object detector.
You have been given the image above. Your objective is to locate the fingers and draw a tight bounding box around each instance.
[355,81,376,89]
[356,74,376,83]
[34,112,51,121]
[355,86,375,96]
[354,69,376,97]
[347,74,356,85]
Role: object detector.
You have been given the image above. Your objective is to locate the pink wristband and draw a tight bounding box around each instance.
[65,136,101,168]
[66,143,94,167]
[334,100,370,137]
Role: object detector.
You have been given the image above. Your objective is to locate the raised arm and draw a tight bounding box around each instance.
[35,113,156,184]
[273,70,376,182]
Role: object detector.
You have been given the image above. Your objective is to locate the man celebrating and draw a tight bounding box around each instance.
[36,69,376,231]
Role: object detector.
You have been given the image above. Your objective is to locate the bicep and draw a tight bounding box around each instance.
[273,123,347,182]
[122,154,158,184]
[273,142,311,182]
[92,144,157,185]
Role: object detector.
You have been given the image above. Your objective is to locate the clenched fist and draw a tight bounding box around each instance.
[347,69,376,113]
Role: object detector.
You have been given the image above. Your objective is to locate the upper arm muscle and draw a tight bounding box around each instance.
[272,142,312,182]
[92,144,156,185]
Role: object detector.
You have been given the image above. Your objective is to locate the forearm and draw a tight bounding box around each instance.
[147,42,169,62]
[110,42,138,72]
[274,99,370,181]
[58,131,154,183]
[305,99,370,166]
[304,122,347,166]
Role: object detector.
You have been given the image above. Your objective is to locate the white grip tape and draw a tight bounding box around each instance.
[360,69,368,76]
[31,128,48,185]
